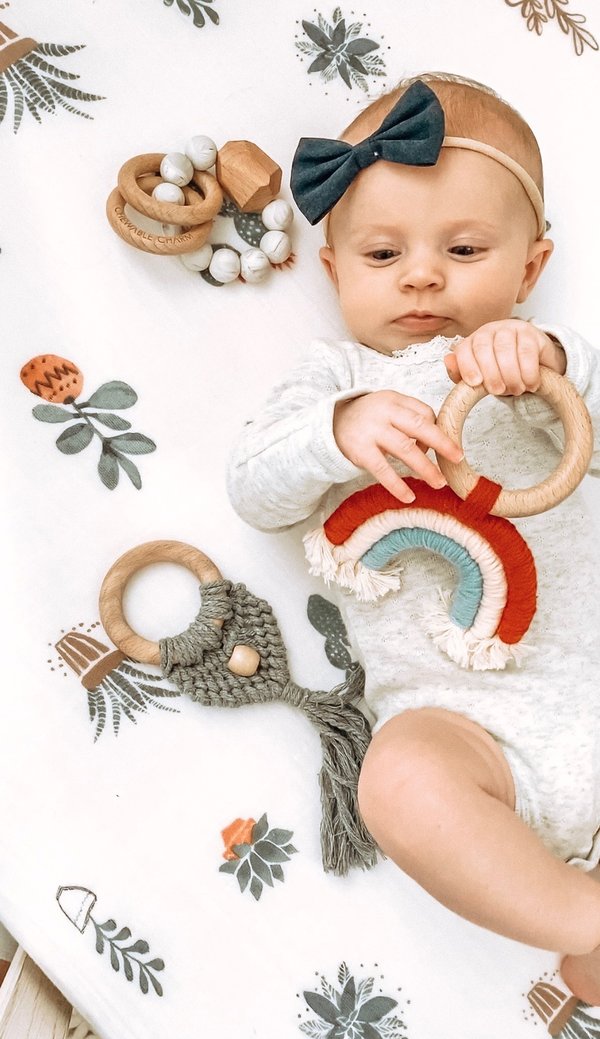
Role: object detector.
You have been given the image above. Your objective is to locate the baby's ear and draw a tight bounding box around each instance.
[517,237,554,303]
[319,245,339,289]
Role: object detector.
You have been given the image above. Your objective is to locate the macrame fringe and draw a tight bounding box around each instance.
[304,527,402,602]
[424,591,532,671]
[289,663,379,874]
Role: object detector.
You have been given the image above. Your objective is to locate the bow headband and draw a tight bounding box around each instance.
[290,80,546,238]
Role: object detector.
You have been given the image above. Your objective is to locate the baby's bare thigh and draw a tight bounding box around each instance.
[360,707,516,811]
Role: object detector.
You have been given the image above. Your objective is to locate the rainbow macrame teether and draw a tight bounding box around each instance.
[304,367,594,671]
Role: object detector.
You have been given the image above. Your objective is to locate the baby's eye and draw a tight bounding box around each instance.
[449,244,479,257]
[369,249,398,262]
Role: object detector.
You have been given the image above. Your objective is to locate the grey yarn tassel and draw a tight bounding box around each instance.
[159,580,378,875]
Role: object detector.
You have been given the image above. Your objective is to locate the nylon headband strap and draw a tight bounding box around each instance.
[443,135,545,237]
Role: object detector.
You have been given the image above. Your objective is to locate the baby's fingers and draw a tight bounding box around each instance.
[384,431,448,490]
[366,449,418,503]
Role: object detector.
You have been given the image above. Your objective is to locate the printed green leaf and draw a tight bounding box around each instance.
[109,433,156,455]
[252,814,269,842]
[232,842,251,859]
[123,957,134,982]
[249,876,263,901]
[55,422,93,454]
[99,918,117,932]
[345,38,378,55]
[139,968,149,995]
[95,931,104,954]
[271,864,284,882]
[98,446,119,489]
[303,992,340,1024]
[357,996,398,1023]
[89,412,132,430]
[267,828,293,845]
[302,20,333,49]
[148,972,163,997]
[237,859,251,893]
[331,18,346,46]
[32,404,74,423]
[85,382,138,410]
[110,946,119,972]
[115,454,142,490]
[254,839,290,863]
[283,844,298,854]
[308,53,333,73]
[250,852,274,886]
[340,977,356,1016]
[219,860,238,874]
[126,939,149,954]
[113,927,132,942]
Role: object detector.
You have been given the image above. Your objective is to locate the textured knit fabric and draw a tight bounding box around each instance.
[227,323,600,869]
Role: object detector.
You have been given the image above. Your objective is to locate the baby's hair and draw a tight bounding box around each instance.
[341,71,544,198]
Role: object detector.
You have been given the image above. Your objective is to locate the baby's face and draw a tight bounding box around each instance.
[320,149,552,354]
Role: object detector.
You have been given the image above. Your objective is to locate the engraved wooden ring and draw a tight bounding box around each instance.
[106,180,214,255]
[435,367,594,517]
[99,540,260,676]
[117,153,223,224]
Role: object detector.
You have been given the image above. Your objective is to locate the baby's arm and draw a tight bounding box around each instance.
[227,339,464,531]
[227,340,368,530]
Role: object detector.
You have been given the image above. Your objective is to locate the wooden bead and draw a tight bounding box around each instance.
[216,140,282,212]
[227,644,260,677]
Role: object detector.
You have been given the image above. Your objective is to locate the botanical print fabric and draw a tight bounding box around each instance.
[1,1,599,1037]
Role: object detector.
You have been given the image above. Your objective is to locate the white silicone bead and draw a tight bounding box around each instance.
[259,230,292,264]
[160,152,194,187]
[152,182,185,205]
[240,248,271,283]
[261,199,294,231]
[161,223,183,237]
[185,135,218,171]
[179,243,213,272]
[209,247,241,283]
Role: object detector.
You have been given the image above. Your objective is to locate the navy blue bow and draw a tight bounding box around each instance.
[290,81,445,225]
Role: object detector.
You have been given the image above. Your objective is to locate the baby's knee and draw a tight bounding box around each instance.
[357,728,454,843]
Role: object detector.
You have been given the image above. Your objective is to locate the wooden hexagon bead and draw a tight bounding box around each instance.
[216,140,282,212]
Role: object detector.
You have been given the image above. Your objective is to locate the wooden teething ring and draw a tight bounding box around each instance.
[99,540,260,676]
[435,367,594,517]
[118,153,223,224]
[106,178,214,255]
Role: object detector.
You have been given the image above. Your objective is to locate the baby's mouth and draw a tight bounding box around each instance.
[393,313,449,332]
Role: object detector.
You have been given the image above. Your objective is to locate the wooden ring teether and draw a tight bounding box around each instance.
[435,367,594,517]
[106,182,214,255]
[118,153,223,225]
[99,540,260,676]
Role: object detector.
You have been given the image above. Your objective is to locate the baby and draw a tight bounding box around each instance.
[227,73,600,1001]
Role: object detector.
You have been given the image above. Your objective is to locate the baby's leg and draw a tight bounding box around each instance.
[358,708,600,955]
[561,866,600,1003]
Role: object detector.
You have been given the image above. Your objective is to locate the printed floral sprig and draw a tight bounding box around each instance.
[301,962,405,1039]
[163,0,219,28]
[57,885,165,998]
[219,814,298,900]
[505,0,598,54]
[0,22,105,133]
[295,7,387,92]
[20,354,156,490]
[92,918,164,996]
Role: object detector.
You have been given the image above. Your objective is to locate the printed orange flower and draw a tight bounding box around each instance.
[221,817,256,860]
[20,354,83,403]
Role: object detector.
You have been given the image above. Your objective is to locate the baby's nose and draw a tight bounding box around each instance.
[397,251,444,290]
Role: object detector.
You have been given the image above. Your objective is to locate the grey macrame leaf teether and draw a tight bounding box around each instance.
[159,580,378,875]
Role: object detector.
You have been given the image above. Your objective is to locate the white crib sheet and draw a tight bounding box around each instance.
[1,2,599,1037]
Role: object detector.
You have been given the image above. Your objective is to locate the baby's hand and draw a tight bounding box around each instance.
[333,390,464,503]
[444,319,566,395]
